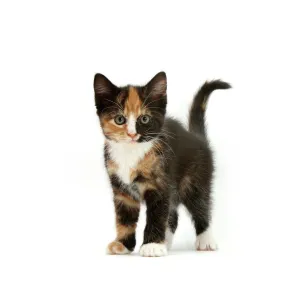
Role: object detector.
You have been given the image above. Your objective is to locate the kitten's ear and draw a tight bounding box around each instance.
[93,73,119,110]
[145,71,167,100]
[94,73,118,95]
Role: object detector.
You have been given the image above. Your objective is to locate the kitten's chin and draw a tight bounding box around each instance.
[110,138,140,144]
[138,136,154,143]
[107,135,152,144]
[124,135,142,144]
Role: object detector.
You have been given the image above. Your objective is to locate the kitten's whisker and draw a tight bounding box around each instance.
[155,137,176,157]
[160,131,176,139]
[152,142,168,167]
[161,128,175,136]
[142,90,155,107]
[145,106,165,110]
[100,105,123,115]
[146,131,175,140]
[152,139,171,164]
[104,98,123,112]
[142,98,159,110]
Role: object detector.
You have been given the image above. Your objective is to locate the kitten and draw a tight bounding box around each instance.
[93,72,230,257]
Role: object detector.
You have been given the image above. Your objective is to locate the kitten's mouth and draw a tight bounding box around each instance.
[124,134,141,143]
[129,137,140,143]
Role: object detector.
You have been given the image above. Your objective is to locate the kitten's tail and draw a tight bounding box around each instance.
[188,80,231,138]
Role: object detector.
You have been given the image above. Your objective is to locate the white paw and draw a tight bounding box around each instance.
[165,228,174,250]
[140,243,168,257]
[195,227,218,251]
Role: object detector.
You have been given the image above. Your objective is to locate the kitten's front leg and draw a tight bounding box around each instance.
[140,190,169,257]
[107,190,140,255]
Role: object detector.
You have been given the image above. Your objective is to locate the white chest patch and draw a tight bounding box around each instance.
[107,140,153,185]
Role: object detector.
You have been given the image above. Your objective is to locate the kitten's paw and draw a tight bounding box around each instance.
[195,228,218,251]
[140,243,167,257]
[106,241,131,255]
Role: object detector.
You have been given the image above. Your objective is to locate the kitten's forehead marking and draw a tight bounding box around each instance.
[124,86,142,117]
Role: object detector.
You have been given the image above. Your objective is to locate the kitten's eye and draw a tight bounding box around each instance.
[140,115,151,124]
[114,115,126,125]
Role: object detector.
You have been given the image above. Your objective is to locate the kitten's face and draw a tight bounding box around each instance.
[94,72,167,143]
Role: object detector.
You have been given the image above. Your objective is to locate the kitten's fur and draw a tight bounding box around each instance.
[93,72,230,256]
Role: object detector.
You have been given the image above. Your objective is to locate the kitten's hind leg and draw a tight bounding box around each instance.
[180,178,217,251]
[166,209,178,250]
[195,224,217,251]
[189,201,217,251]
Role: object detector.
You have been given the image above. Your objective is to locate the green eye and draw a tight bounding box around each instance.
[140,115,151,124]
[114,115,126,125]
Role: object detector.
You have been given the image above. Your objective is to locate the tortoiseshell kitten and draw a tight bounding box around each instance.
[93,72,230,257]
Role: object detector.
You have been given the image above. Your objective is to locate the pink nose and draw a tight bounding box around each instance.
[127,133,137,139]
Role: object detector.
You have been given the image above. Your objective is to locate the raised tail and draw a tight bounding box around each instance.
[188,80,231,137]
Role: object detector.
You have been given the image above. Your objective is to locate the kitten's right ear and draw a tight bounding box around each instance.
[93,74,119,110]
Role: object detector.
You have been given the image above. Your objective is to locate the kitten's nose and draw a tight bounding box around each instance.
[127,132,137,139]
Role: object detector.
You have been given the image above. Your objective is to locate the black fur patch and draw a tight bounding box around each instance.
[119,233,136,252]
[168,210,178,233]
[143,189,169,244]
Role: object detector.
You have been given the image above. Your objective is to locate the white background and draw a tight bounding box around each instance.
[1,0,300,299]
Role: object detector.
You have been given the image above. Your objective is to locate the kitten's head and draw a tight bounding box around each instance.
[93,72,167,143]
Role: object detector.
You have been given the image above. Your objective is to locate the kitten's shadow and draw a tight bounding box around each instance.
[128,244,215,257]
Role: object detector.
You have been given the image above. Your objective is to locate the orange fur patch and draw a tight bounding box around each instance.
[116,223,137,240]
[101,116,126,137]
[107,241,127,254]
[124,87,142,117]
[129,148,159,182]
[114,192,140,209]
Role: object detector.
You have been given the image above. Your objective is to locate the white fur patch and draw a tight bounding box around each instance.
[165,228,174,250]
[195,226,217,251]
[140,243,168,257]
[107,140,153,185]
[127,114,136,135]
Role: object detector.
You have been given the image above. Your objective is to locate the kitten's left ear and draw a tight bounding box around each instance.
[94,73,118,96]
[144,71,167,100]
[93,73,119,111]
